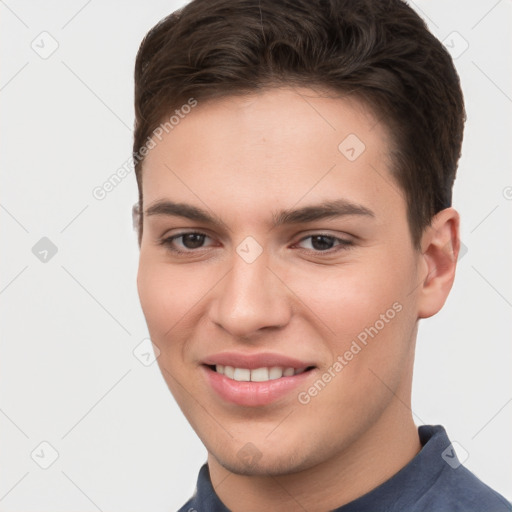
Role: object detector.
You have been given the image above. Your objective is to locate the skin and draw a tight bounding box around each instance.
[136,86,460,511]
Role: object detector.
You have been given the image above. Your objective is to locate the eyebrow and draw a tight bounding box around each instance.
[144,198,375,228]
[272,199,375,225]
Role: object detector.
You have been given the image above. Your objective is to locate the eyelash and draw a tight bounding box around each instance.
[157,232,354,255]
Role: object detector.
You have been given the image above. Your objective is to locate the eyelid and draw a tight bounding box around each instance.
[295,231,353,242]
[158,230,217,253]
[293,233,354,251]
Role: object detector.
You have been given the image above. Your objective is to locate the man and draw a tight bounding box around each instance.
[132,0,511,510]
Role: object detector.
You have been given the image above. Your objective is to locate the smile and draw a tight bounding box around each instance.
[211,364,312,382]
[202,362,316,407]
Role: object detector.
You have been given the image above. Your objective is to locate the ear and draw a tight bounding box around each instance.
[132,202,142,248]
[417,207,460,319]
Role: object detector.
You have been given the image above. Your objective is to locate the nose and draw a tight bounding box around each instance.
[208,249,292,340]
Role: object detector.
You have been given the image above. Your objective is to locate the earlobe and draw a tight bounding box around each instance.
[417,207,460,319]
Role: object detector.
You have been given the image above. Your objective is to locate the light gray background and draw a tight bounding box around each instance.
[1,1,511,510]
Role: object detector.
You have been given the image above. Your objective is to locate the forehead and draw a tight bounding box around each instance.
[141,87,401,221]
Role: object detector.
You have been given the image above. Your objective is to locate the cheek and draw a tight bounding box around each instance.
[137,257,195,341]
[137,263,168,336]
[287,253,416,353]
[136,255,225,360]
[137,262,197,393]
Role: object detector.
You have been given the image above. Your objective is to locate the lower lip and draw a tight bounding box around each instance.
[202,365,315,407]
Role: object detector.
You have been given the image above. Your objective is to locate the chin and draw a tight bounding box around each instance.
[210,443,323,477]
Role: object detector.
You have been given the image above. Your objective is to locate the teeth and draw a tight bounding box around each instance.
[251,367,269,382]
[269,367,283,380]
[233,368,251,381]
[215,365,307,382]
[224,365,234,379]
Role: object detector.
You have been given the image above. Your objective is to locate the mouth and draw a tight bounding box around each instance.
[201,361,317,407]
[205,364,316,382]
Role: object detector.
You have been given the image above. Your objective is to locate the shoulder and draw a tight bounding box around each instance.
[177,503,199,512]
[176,463,230,512]
[394,425,511,512]
[414,452,511,512]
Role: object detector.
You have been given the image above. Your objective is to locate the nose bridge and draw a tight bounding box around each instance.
[210,247,291,337]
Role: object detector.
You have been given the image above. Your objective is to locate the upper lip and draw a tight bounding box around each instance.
[202,352,316,370]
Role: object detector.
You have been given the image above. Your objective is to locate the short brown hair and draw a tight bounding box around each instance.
[133,0,465,248]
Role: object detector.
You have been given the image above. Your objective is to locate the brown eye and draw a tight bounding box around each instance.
[181,233,206,249]
[310,235,335,251]
[297,234,353,252]
[159,232,214,253]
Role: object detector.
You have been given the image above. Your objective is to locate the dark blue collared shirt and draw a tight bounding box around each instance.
[178,425,511,511]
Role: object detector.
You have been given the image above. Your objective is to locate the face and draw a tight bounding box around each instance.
[137,87,425,476]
